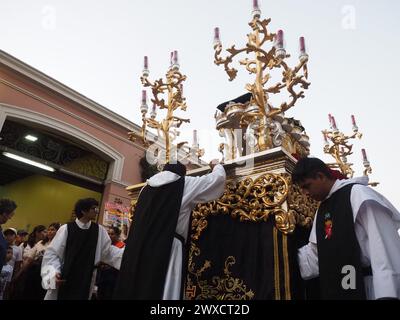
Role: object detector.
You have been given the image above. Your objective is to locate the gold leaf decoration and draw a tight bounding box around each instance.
[186,242,254,300]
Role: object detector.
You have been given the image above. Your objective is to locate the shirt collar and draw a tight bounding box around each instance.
[75,218,92,229]
[325,176,369,200]
[147,171,180,187]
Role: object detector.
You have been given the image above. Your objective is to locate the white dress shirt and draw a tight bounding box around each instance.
[41,218,124,300]
[298,176,400,299]
[145,164,226,300]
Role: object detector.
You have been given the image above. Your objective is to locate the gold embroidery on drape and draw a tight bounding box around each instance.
[282,234,291,299]
[273,227,281,300]
[185,242,254,300]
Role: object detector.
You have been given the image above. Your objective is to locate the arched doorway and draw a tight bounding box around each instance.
[0,103,125,232]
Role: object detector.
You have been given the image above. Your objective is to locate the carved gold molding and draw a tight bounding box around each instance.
[286,180,319,228]
[190,172,318,241]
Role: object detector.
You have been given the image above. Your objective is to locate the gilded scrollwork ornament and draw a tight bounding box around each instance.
[186,242,255,300]
[190,172,318,241]
[286,178,318,229]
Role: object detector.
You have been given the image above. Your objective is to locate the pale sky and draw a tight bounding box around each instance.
[1,0,399,208]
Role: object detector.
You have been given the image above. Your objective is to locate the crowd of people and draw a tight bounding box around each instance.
[0,199,126,300]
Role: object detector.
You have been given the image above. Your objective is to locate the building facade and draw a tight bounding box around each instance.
[0,50,145,234]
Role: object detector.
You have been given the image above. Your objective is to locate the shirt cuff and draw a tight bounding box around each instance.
[373,272,400,299]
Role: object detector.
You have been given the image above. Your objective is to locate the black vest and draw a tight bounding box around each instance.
[58,221,99,300]
[316,183,366,300]
[113,177,185,300]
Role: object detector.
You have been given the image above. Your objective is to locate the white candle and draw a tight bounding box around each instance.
[144,56,148,69]
[140,90,148,113]
[214,27,220,42]
[331,116,338,130]
[253,0,260,10]
[150,102,157,118]
[141,90,147,104]
[276,30,284,49]
[193,130,198,147]
[299,37,306,54]
[351,115,356,126]
[361,149,368,162]
[252,0,261,18]
[173,50,178,65]
[328,113,332,125]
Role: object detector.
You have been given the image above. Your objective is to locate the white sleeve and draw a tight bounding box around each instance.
[308,213,317,244]
[15,246,23,262]
[27,245,37,260]
[356,201,400,299]
[98,226,124,270]
[185,164,226,204]
[298,242,319,280]
[23,245,32,260]
[6,267,13,282]
[41,224,68,277]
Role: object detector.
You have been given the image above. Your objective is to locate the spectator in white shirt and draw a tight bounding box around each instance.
[15,230,28,247]
[0,247,14,300]
[22,225,47,261]
[15,223,61,300]
[3,228,22,278]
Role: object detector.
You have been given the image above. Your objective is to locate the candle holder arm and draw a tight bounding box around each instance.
[249,18,274,48]
[215,44,249,81]
[169,116,190,128]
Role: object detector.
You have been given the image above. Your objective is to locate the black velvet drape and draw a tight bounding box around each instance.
[185,213,317,300]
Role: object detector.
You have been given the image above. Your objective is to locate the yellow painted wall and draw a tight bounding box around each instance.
[2,175,101,232]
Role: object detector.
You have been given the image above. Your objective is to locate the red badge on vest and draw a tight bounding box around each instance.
[324,212,332,240]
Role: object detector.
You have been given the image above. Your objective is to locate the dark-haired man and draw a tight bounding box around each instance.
[114,159,226,300]
[41,198,124,300]
[292,157,400,300]
[0,199,17,269]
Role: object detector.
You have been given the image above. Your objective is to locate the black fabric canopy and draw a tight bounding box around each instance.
[217,92,253,112]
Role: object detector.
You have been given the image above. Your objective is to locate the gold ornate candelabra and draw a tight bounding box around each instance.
[213,0,310,156]
[322,114,361,178]
[322,114,379,186]
[129,51,190,164]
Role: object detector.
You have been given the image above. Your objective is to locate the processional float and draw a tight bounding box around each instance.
[126,0,376,299]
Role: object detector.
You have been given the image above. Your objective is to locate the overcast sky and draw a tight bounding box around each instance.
[1,0,399,208]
